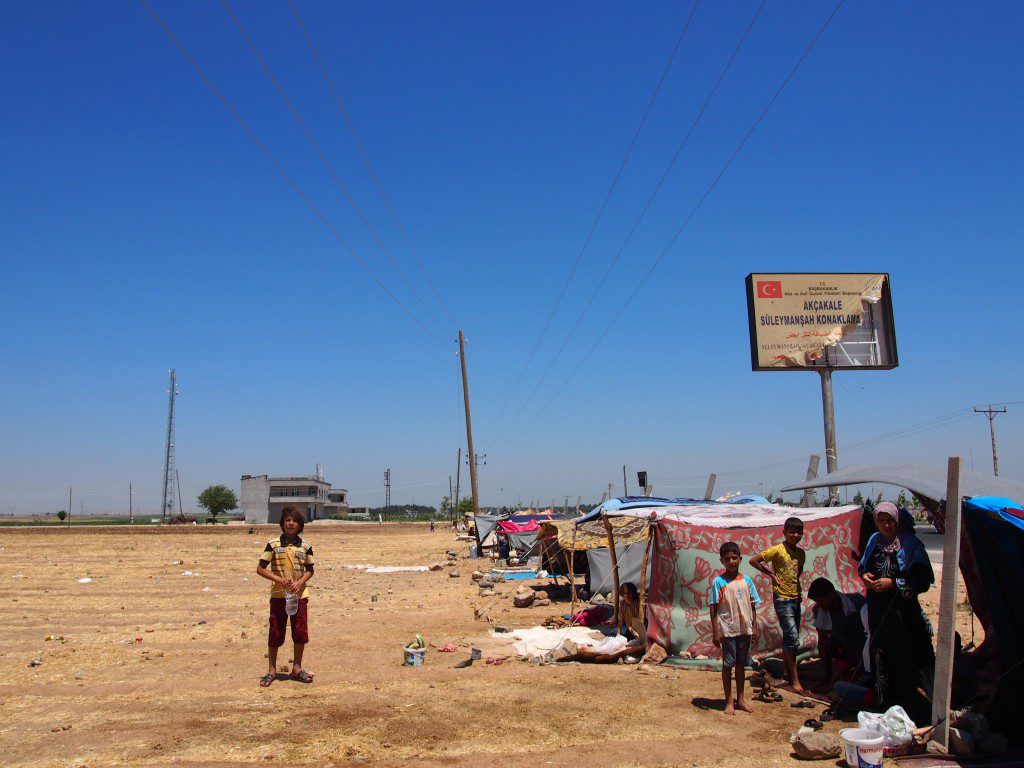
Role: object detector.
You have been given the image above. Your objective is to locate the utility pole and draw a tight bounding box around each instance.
[973,404,1007,476]
[458,330,482,554]
[622,465,628,497]
[818,368,839,503]
[176,468,184,517]
[454,447,462,523]
[129,482,133,523]
[384,468,392,519]
[68,486,72,525]
[161,369,179,524]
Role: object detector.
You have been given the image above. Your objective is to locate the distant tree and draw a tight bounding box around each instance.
[457,497,474,517]
[875,493,884,505]
[57,509,67,523]
[197,485,238,518]
[896,490,909,508]
[852,491,864,507]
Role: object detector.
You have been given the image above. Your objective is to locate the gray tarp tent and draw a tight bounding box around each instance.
[781,464,1024,505]
[586,544,653,597]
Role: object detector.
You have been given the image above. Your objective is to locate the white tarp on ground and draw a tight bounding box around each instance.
[607,503,860,528]
[586,543,653,596]
[497,626,606,660]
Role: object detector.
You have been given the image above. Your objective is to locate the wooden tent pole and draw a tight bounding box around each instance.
[638,520,654,618]
[568,524,579,615]
[603,514,621,628]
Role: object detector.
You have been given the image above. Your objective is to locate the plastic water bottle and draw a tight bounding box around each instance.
[285,592,298,617]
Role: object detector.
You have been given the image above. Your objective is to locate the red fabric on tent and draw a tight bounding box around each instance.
[497,519,541,533]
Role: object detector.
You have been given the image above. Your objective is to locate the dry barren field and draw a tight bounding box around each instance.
[0,524,968,768]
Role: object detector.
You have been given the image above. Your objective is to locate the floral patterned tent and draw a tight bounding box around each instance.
[611,503,864,663]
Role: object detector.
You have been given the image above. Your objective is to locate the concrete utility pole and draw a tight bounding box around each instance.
[931,457,963,749]
[454,447,462,522]
[973,405,1006,476]
[458,331,481,552]
[704,473,717,501]
[623,465,628,497]
[68,487,72,525]
[384,468,392,519]
[176,469,184,517]
[802,455,820,508]
[129,482,133,523]
[818,369,839,503]
[161,369,178,523]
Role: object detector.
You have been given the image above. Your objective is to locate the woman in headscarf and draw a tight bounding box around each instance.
[858,501,935,723]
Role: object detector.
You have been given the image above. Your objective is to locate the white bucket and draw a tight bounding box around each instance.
[403,647,426,667]
[840,728,884,768]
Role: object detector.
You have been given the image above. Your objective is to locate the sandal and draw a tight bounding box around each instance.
[259,673,275,687]
[791,700,816,708]
[289,669,314,684]
[804,718,824,731]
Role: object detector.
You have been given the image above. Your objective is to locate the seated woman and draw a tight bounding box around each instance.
[558,583,648,664]
[859,501,935,723]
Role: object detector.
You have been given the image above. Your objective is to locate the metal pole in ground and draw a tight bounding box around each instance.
[818,368,839,503]
[802,455,820,508]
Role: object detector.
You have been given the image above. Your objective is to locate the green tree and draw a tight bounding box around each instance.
[457,497,474,516]
[875,492,884,505]
[57,509,67,522]
[896,491,908,508]
[197,485,239,518]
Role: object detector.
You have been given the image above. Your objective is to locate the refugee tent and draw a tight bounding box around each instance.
[537,514,651,586]
[946,496,1024,734]
[600,501,864,664]
[496,519,542,555]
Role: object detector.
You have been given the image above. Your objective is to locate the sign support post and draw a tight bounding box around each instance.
[818,368,839,503]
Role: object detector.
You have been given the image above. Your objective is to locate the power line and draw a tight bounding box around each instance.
[485,0,766,449]
[221,0,451,338]
[288,0,457,332]
[138,0,449,349]
[491,0,847,452]
[479,0,702,443]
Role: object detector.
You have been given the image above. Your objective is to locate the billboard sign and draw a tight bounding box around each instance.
[745,273,897,371]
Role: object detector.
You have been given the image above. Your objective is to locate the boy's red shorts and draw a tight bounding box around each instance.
[268,597,309,647]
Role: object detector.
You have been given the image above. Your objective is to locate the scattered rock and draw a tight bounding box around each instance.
[534,598,550,607]
[980,732,1008,755]
[949,727,976,759]
[29,657,43,667]
[73,672,83,680]
[61,724,72,731]
[534,590,548,600]
[449,570,460,578]
[51,726,60,733]
[791,731,841,760]
[478,577,495,588]
[471,571,484,581]
[429,563,444,571]
[494,625,511,633]
[926,740,947,755]
[77,578,92,584]
[512,587,536,608]
[478,588,495,597]
[641,644,668,665]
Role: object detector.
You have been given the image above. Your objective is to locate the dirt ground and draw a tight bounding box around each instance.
[0,523,975,768]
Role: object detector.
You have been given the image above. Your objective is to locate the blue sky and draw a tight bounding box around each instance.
[2,1,1021,514]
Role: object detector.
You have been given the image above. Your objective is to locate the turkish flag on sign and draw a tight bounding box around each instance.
[756,280,782,299]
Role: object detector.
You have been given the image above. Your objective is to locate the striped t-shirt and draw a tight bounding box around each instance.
[259,535,315,599]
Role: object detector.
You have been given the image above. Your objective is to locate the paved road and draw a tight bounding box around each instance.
[917,524,944,567]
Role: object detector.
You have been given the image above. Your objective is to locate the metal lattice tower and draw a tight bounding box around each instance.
[161,369,179,523]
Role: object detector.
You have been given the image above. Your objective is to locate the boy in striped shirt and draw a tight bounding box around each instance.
[257,506,315,686]
[710,541,761,715]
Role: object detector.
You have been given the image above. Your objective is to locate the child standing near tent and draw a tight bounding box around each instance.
[751,517,807,695]
[710,542,760,715]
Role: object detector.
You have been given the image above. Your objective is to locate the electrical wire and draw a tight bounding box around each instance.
[288,0,458,332]
[479,0,702,444]
[138,0,449,348]
[221,0,451,338]
[490,0,847,452]
[485,0,766,449]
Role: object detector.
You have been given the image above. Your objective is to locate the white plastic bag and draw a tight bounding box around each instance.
[858,705,915,747]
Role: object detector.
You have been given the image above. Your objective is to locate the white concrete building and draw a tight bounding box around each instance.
[242,474,349,524]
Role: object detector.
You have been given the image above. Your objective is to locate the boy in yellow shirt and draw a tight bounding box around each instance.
[257,506,315,686]
[751,516,807,695]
